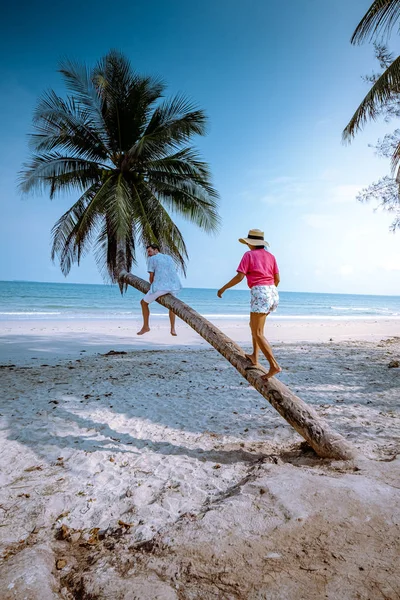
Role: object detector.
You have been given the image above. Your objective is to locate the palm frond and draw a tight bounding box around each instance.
[30,90,110,161]
[93,51,165,154]
[390,138,400,171]
[145,180,220,233]
[146,147,219,197]
[93,219,137,285]
[351,0,400,44]
[134,187,188,274]
[58,58,111,149]
[51,175,121,275]
[19,153,105,197]
[51,184,101,275]
[131,95,207,160]
[343,55,400,141]
[82,174,133,283]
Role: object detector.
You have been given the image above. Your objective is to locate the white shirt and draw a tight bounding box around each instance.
[147,253,182,294]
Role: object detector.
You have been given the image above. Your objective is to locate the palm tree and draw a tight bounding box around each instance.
[20,51,220,288]
[344,1,400,141]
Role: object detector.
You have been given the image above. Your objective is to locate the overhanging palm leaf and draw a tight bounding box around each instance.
[20,50,220,288]
[351,0,400,44]
[343,55,400,141]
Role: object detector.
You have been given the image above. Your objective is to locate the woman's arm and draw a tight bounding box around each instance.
[274,273,280,287]
[217,272,245,298]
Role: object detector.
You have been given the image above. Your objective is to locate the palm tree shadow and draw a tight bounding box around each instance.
[10,404,267,465]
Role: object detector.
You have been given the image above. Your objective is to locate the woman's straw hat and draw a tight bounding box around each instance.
[238,228,269,247]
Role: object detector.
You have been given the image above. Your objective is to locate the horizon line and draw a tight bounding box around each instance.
[1,279,399,298]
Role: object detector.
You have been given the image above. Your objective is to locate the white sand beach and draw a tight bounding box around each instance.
[1,317,399,364]
[1,318,400,599]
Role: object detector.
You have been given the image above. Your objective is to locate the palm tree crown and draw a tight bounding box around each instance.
[20,51,220,285]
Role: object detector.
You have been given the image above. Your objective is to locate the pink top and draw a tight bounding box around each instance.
[237,249,279,289]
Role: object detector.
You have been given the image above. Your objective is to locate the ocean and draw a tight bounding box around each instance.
[0,281,399,321]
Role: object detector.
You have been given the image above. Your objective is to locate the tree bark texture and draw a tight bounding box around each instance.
[120,272,356,460]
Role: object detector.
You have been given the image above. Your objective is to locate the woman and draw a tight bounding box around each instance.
[217,228,281,379]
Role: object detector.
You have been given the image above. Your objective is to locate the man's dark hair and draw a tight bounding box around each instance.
[146,243,160,251]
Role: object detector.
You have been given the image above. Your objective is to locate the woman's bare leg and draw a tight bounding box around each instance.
[169,310,177,336]
[249,312,281,378]
[245,311,272,365]
[245,326,260,365]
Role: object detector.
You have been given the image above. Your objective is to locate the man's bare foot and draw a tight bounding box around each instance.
[137,327,150,335]
[171,330,177,336]
[261,365,282,380]
[245,353,259,366]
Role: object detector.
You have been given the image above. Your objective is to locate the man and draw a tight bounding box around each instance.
[137,244,182,336]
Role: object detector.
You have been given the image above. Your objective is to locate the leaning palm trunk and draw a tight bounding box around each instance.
[120,272,356,461]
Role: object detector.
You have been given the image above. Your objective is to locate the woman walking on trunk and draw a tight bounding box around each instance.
[217,229,281,379]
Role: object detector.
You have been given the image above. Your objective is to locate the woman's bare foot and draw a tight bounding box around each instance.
[137,327,150,335]
[261,365,282,380]
[245,353,259,366]
[171,330,177,336]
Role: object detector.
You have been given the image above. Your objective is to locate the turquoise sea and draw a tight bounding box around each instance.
[0,281,399,321]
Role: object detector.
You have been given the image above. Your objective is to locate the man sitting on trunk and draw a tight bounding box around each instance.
[137,244,182,336]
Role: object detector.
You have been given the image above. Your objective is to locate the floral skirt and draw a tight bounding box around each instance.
[250,285,279,314]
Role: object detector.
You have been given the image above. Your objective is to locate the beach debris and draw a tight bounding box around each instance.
[102,350,127,356]
[24,465,43,472]
[388,360,399,368]
[118,520,132,528]
[56,524,71,540]
[55,512,70,522]
[56,559,67,570]
[87,528,101,544]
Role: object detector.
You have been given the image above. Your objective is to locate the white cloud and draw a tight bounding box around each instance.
[315,118,331,128]
[338,265,354,276]
[319,168,340,182]
[268,176,296,185]
[330,184,364,205]
[302,214,332,229]
[377,257,400,272]
[260,194,280,205]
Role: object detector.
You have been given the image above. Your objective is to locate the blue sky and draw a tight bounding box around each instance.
[1,0,399,294]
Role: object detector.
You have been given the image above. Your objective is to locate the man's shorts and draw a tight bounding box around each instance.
[142,290,176,304]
